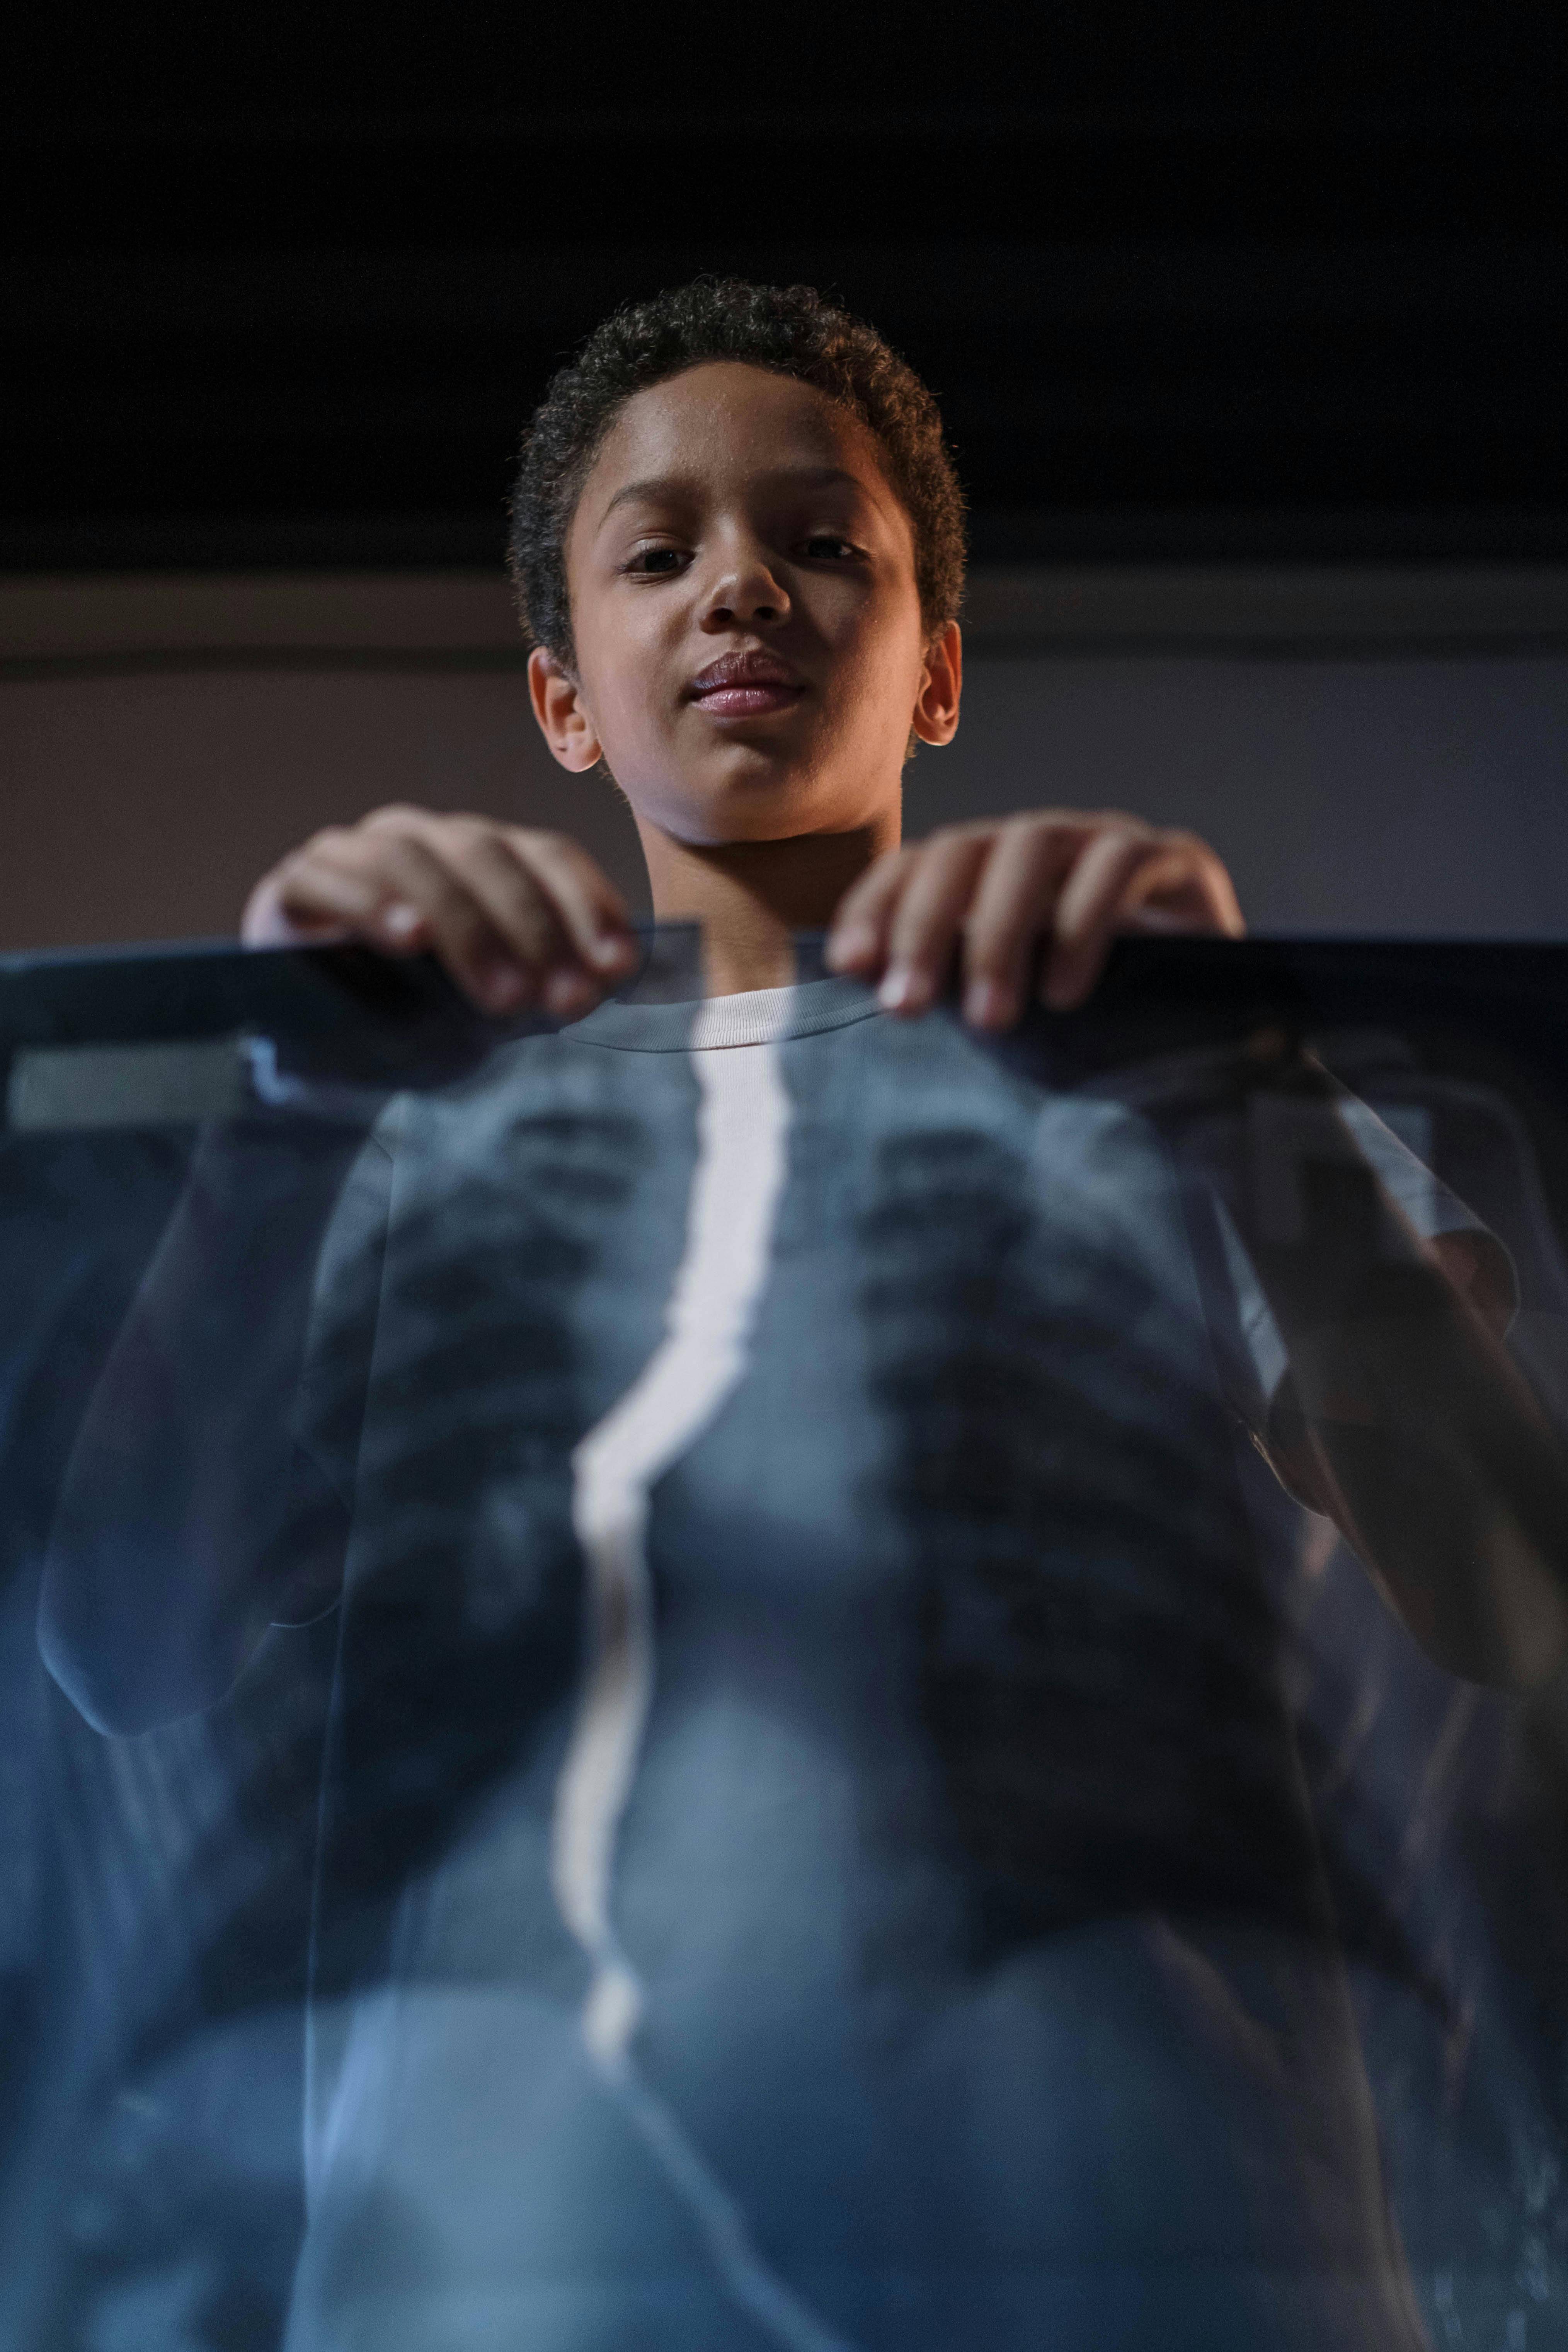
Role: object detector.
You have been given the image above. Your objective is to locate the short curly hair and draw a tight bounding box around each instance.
[507,279,966,669]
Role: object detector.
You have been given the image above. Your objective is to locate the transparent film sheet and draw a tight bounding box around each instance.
[4,932,1568,2349]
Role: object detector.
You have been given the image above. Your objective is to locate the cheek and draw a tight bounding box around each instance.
[814,564,921,667]
[826,608,926,729]
[601,664,667,749]
[577,618,679,754]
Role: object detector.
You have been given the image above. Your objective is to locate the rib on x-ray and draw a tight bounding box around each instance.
[5,928,1568,2350]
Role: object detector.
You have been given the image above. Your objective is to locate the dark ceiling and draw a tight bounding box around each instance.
[5,3,1567,568]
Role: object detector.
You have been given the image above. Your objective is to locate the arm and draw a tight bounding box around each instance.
[48,775,629,1729]
[1236,1056,1568,1690]
[826,812,1568,1688]
[44,805,643,1728]
[38,1117,382,1734]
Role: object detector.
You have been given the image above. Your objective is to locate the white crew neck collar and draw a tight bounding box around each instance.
[568,974,882,1054]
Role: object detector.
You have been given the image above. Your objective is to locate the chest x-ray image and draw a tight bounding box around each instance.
[5,929,1568,2352]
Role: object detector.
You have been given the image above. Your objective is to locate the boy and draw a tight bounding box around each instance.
[242,284,1241,1029]
[49,281,1564,2347]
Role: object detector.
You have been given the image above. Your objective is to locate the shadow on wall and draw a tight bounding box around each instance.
[3,571,1568,950]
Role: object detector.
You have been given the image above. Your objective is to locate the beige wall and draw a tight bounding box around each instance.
[5,568,1568,952]
[0,574,633,948]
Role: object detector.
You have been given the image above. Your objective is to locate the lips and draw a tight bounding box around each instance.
[687,649,805,719]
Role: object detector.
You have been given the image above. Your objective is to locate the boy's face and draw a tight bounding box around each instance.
[531,361,960,848]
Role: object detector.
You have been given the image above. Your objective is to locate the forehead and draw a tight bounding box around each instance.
[580,361,889,511]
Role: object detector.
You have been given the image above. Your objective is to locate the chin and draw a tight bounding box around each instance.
[650,774,821,846]
[689,804,819,848]
[635,740,878,847]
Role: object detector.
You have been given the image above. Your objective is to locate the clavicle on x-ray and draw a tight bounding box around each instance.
[5,928,1568,2351]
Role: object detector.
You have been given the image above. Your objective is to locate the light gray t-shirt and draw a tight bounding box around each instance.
[283,978,1445,2352]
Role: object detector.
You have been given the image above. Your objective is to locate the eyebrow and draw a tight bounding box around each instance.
[597,465,868,523]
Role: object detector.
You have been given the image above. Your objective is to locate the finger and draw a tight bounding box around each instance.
[432,826,632,1021]
[506,830,637,977]
[249,834,427,948]
[823,847,919,976]
[411,823,602,1011]
[1043,830,1192,1008]
[955,819,1092,1028]
[878,829,995,1013]
[242,864,352,947]
[368,812,637,1005]
[1133,836,1246,938]
[333,824,561,1011]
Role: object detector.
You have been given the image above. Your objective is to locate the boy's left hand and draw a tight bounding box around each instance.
[825,809,1244,1027]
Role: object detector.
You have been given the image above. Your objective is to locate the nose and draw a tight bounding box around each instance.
[699,534,790,632]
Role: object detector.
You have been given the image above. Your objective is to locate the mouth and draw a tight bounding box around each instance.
[686,651,807,720]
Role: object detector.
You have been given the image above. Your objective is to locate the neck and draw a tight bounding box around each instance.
[637,816,899,995]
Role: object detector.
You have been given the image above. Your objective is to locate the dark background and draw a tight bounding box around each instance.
[6,1,1568,571]
[4,4,1568,957]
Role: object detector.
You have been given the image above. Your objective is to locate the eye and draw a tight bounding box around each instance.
[800,534,860,561]
[623,544,691,577]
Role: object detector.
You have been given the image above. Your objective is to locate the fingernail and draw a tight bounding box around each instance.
[545,968,595,1017]
[878,966,928,1013]
[381,902,423,942]
[590,932,635,970]
[964,978,1015,1029]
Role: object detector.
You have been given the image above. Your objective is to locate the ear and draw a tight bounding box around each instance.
[528,647,605,772]
[912,621,962,747]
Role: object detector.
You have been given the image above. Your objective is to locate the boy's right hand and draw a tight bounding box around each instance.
[241,805,638,1017]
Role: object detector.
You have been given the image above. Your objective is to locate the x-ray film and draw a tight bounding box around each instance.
[5,930,1568,2351]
